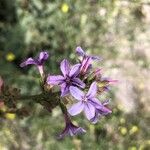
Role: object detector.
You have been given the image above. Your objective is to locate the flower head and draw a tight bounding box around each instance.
[61,3,69,13]
[20,51,49,77]
[76,47,100,75]
[6,52,15,62]
[58,114,86,139]
[68,82,105,121]
[47,59,85,97]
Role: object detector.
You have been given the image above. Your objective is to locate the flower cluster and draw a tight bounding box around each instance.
[20,47,116,139]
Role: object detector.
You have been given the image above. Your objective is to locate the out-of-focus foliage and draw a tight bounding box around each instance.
[0,0,150,149]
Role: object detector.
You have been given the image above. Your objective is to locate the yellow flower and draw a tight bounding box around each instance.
[120,127,127,135]
[61,3,69,13]
[120,118,125,124]
[5,113,16,120]
[129,125,139,135]
[6,52,15,62]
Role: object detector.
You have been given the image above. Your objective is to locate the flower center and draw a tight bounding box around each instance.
[83,96,88,102]
[65,77,71,84]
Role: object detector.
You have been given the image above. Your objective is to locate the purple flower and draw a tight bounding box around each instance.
[68,82,103,121]
[58,114,86,139]
[47,59,85,97]
[20,51,49,77]
[90,100,112,124]
[76,46,100,75]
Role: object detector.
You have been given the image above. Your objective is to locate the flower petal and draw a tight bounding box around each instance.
[60,59,70,77]
[61,83,69,97]
[47,75,64,85]
[69,86,84,100]
[68,102,84,116]
[84,103,95,121]
[90,98,111,114]
[97,106,112,115]
[72,78,85,89]
[20,58,38,67]
[80,57,92,74]
[58,122,86,139]
[86,82,97,99]
[38,51,49,64]
[70,123,86,135]
[90,98,102,109]
[76,46,85,57]
[69,64,80,77]
[90,110,100,124]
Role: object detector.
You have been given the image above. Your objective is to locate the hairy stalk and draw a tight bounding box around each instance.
[0,91,61,113]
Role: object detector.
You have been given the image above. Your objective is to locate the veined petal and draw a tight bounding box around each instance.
[69,64,81,77]
[76,46,85,57]
[58,122,86,139]
[60,59,70,77]
[90,116,99,124]
[20,58,37,67]
[90,98,103,109]
[61,83,69,97]
[72,78,85,89]
[69,86,84,100]
[68,102,84,116]
[98,106,112,115]
[86,82,97,99]
[84,103,95,121]
[90,110,100,124]
[38,51,49,63]
[47,75,64,85]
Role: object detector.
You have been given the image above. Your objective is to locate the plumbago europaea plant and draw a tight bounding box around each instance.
[0,47,117,139]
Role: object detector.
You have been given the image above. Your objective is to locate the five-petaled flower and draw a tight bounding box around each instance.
[76,46,100,75]
[68,82,108,121]
[20,51,49,77]
[19,46,115,138]
[58,114,86,139]
[47,59,85,97]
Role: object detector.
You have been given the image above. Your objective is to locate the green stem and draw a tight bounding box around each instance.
[1,91,61,113]
[58,99,71,123]
[18,94,41,100]
[59,100,67,114]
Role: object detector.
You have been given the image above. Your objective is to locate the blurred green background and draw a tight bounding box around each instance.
[0,0,150,150]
